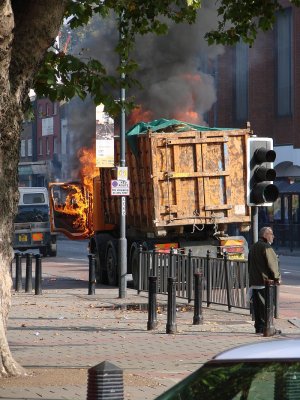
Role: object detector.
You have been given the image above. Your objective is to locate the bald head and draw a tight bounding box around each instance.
[259,227,274,244]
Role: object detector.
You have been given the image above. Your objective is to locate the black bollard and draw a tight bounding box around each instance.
[263,280,275,337]
[15,253,22,292]
[193,272,203,325]
[166,276,177,334]
[88,254,96,295]
[147,276,158,330]
[25,253,33,293]
[87,360,124,400]
[169,247,175,277]
[35,254,42,295]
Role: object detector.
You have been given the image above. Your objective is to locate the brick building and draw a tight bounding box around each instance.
[212,2,300,165]
[18,95,71,187]
[209,1,300,248]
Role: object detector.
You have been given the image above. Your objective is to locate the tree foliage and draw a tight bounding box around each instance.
[206,0,300,45]
[34,0,201,116]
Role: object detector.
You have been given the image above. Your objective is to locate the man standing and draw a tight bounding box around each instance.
[248,226,281,334]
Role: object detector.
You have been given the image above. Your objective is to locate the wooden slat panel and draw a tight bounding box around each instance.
[204,205,233,211]
[101,128,251,232]
[164,137,229,145]
[158,171,229,179]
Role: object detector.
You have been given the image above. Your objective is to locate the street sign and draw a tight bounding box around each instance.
[111,180,130,196]
[117,167,128,180]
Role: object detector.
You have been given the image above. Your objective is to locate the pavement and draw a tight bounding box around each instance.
[2,251,300,400]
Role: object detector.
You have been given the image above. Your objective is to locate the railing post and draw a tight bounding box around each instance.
[206,250,211,307]
[147,276,158,330]
[170,247,175,277]
[264,280,275,337]
[187,249,193,303]
[193,272,203,325]
[223,252,232,311]
[166,276,177,334]
[15,253,22,292]
[25,253,33,293]
[137,245,143,294]
[151,249,157,277]
[35,254,42,295]
[88,254,96,295]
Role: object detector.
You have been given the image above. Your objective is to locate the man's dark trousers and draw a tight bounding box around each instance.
[252,288,265,333]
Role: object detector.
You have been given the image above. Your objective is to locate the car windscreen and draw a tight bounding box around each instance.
[22,193,45,204]
[155,360,300,400]
[14,205,49,223]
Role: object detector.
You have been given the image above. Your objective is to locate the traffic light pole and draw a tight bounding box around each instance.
[251,206,258,245]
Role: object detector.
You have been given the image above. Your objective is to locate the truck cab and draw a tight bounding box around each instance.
[13,187,57,257]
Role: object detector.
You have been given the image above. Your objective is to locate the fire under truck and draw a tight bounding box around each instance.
[49,119,252,287]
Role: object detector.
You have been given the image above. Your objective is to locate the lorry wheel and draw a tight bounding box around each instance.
[48,243,57,257]
[95,251,108,285]
[106,242,118,286]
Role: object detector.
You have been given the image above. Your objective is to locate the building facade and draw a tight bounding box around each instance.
[209,1,300,248]
[19,96,69,187]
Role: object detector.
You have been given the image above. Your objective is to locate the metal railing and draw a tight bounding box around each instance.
[137,248,250,311]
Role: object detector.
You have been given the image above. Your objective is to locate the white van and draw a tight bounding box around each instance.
[13,187,57,257]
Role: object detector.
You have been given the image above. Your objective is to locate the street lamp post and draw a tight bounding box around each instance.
[118,13,127,299]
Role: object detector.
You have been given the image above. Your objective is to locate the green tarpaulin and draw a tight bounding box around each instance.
[125,118,230,155]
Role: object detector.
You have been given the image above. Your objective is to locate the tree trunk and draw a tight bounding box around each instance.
[0,0,66,377]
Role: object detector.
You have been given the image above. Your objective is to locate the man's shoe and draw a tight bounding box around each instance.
[274,329,282,335]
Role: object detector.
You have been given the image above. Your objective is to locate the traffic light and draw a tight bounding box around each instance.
[247,137,279,206]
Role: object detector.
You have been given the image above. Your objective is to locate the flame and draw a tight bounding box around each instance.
[78,142,98,194]
[181,73,202,83]
[128,73,204,126]
[173,110,200,124]
[128,105,154,126]
[55,185,89,231]
[53,143,98,234]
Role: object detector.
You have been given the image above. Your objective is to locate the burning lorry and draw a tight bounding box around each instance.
[49,119,252,287]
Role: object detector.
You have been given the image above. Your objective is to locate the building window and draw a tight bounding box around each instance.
[53,102,58,115]
[28,139,32,157]
[39,138,43,155]
[235,40,248,122]
[46,137,50,155]
[20,140,26,157]
[46,103,50,116]
[276,8,292,116]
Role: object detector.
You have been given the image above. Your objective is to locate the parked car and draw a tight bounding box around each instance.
[155,339,300,399]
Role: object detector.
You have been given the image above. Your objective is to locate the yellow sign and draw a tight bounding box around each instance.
[117,167,128,180]
[19,234,28,242]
